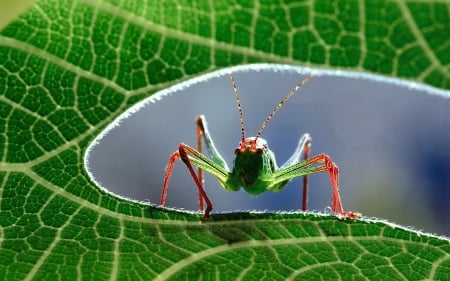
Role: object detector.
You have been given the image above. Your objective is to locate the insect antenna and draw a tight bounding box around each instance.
[229,73,246,143]
[255,74,313,140]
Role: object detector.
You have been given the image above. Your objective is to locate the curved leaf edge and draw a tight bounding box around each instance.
[147,204,450,242]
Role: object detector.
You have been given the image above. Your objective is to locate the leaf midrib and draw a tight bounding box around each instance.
[95,0,300,63]
[396,1,443,74]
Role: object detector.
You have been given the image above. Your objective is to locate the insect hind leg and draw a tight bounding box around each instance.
[196,117,204,211]
[178,144,213,222]
[280,133,312,211]
[160,148,211,216]
[196,115,230,211]
[277,153,360,218]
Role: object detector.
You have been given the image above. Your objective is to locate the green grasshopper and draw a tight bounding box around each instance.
[160,73,360,222]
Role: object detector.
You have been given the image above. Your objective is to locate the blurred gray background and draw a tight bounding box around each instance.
[86,66,450,236]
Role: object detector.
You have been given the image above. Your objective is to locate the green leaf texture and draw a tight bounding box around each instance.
[0,0,449,280]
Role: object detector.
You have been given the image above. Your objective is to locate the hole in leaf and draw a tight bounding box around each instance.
[86,64,450,236]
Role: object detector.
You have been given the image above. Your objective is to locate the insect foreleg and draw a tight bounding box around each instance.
[279,133,312,211]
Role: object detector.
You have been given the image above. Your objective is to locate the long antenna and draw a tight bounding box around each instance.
[255,74,313,140]
[230,73,246,142]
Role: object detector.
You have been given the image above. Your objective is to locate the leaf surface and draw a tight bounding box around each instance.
[0,0,449,280]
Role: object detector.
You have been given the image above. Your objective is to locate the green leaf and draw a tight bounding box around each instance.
[0,0,449,280]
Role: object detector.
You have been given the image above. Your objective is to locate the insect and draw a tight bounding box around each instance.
[160,73,361,222]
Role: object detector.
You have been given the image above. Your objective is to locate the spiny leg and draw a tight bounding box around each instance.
[280,133,312,211]
[178,144,213,222]
[275,153,360,218]
[302,140,311,211]
[161,127,230,222]
[196,115,229,170]
[160,151,178,207]
[160,144,213,222]
[195,115,230,213]
[196,121,205,211]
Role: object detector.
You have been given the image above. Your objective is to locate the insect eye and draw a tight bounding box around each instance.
[234,148,241,155]
[256,148,263,154]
